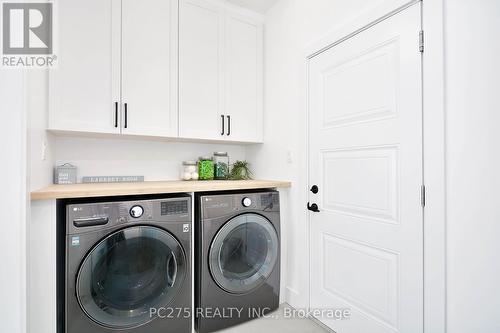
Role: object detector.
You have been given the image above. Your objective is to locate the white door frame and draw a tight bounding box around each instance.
[298,0,446,332]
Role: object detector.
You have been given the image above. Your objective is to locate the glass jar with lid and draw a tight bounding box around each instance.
[213,152,229,180]
[181,161,198,181]
[198,156,214,180]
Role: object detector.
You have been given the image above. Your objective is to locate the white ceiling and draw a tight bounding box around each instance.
[225,0,280,13]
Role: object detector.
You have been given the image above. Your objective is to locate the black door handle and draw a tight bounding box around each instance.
[307,202,320,212]
[227,115,231,136]
[221,115,225,135]
[124,103,128,129]
[310,185,319,194]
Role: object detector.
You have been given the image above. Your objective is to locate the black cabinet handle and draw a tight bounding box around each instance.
[310,185,319,194]
[124,103,128,129]
[114,102,118,128]
[221,115,225,135]
[307,202,320,212]
[227,115,231,136]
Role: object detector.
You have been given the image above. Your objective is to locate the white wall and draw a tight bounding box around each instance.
[28,200,57,333]
[444,0,500,332]
[0,71,27,333]
[53,136,246,182]
[28,71,55,191]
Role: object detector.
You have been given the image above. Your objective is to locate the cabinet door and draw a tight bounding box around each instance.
[121,0,178,137]
[49,0,120,134]
[179,0,225,140]
[224,13,263,143]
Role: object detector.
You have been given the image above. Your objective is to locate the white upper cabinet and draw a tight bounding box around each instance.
[50,0,178,138]
[49,0,121,134]
[50,0,263,143]
[224,12,263,142]
[179,0,264,143]
[121,0,178,137]
[179,0,225,140]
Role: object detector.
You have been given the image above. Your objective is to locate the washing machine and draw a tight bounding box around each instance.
[195,190,280,333]
[60,194,192,333]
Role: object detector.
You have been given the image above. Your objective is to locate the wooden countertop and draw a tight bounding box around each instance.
[30,179,292,200]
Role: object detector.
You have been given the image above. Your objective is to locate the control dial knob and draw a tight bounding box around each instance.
[130,205,144,218]
[242,197,252,207]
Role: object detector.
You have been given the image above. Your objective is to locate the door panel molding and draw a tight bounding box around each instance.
[319,38,400,129]
[320,232,399,328]
[320,145,399,224]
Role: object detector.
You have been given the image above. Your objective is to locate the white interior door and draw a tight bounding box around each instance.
[308,4,423,333]
[121,0,178,137]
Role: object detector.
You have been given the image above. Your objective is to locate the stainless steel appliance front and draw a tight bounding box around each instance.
[196,190,281,333]
[62,195,192,333]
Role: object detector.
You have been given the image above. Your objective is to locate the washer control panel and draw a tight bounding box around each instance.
[67,196,191,235]
[201,191,280,219]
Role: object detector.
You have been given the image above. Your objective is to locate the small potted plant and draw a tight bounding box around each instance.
[229,160,253,180]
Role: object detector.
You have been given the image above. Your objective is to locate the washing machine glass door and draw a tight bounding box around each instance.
[76,226,186,329]
[209,213,279,293]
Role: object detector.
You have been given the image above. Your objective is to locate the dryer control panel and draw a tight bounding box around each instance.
[200,191,280,219]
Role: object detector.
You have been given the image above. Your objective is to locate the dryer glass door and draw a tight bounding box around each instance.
[209,213,279,293]
[76,226,186,329]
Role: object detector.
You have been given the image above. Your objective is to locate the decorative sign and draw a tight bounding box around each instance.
[82,176,144,183]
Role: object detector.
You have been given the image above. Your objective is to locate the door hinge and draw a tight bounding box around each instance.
[419,30,424,53]
[420,185,426,207]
